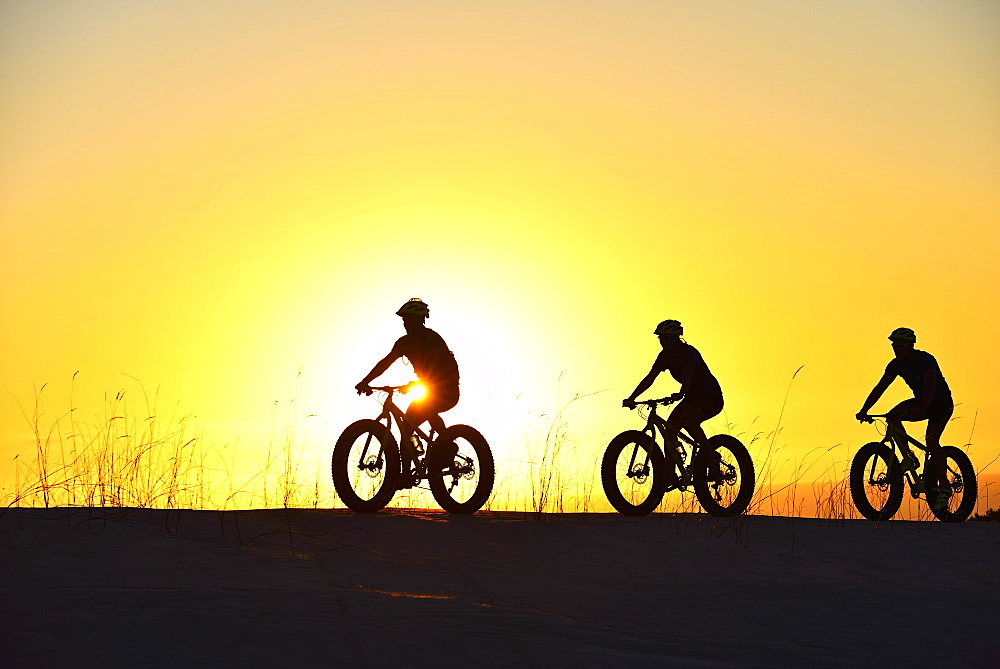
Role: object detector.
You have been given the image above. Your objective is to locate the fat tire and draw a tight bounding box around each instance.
[331,419,399,513]
[929,446,977,523]
[693,434,755,517]
[601,430,667,516]
[428,424,494,514]
[849,442,903,521]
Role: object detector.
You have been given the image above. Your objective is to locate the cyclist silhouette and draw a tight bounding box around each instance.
[623,320,724,451]
[856,327,954,510]
[356,298,460,476]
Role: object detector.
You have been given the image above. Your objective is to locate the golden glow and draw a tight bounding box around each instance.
[2,2,998,512]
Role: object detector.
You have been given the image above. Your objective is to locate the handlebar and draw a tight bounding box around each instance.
[358,383,418,396]
[625,396,679,410]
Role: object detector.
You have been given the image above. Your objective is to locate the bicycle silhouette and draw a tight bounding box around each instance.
[851,414,977,522]
[601,396,755,516]
[332,385,494,513]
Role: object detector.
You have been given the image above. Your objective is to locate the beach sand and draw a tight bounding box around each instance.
[2,508,997,666]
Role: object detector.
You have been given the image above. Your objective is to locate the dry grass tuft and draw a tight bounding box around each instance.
[5,373,997,522]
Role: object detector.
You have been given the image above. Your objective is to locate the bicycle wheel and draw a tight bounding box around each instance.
[428,424,494,513]
[693,434,755,517]
[331,419,400,513]
[929,446,977,523]
[601,430,667,516]
[849,442,903,521]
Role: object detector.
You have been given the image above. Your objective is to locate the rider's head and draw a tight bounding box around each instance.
[397,298,429,333]
[888,327,916,358]
[654,319,683,348]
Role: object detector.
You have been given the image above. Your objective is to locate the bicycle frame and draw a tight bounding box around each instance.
[366,386,437,475]
[634,398,701,486]
[868,415,931,497]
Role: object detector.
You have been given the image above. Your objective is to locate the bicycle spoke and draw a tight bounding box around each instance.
[692,435,754,517]
[930,446,977,522]
[849,442,903,521]
[428,425,494,513]
[332,420,399,513]
[601,431,666,515]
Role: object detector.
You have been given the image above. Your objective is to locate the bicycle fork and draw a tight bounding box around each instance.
[357,431,384,472]
[628,434,653,479]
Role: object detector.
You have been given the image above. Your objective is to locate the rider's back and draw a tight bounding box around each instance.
[653,342,721,397]
[885,350,951,403]
[392,328,459,389]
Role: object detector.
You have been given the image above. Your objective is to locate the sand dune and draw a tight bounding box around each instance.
[2,508,997,666]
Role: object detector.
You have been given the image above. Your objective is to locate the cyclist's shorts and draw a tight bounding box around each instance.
[889,398,953,434]
[667,393,724,428]
[409,385,459,416]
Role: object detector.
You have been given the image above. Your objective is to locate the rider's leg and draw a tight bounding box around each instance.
[663,401,692,470]
[425,412,446,438]
[885,399,922,474]
[411,389,459,469]
[889,399,954,506]
[405,391,455,460]
[685,422,709,447]
[402,402,431,464]
[396,416,418,480]
[924,401,954,486]
[666,394,724,475]
[406,396,451,441]
[886,399,918,422]
[885,399,919,444]
[666,394,723,445]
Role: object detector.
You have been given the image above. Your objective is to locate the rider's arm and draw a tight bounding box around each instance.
[357,351,403,391]
[858,370,894,416]
[625,367,659,404]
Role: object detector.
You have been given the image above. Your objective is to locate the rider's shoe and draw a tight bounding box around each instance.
[706,451,724,482]
[426,439,459,470]
[929,486,952,512]
[395,472,420,490]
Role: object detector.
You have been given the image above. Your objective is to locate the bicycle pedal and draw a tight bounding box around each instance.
[396,474,420,490]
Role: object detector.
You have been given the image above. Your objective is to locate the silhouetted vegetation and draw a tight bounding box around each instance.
[6,374,999,520]
[970,507,999,521]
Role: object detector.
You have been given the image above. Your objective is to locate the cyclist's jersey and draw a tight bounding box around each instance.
[885,350,952,405]
[652,342,722,398]
[390,327,460,390]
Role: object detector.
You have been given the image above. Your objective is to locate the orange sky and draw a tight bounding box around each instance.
[2,1,999,509]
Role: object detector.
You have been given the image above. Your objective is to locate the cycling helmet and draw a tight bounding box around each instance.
[654,319,683,336]
[888,327,916,343]
[396,298,430,318]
